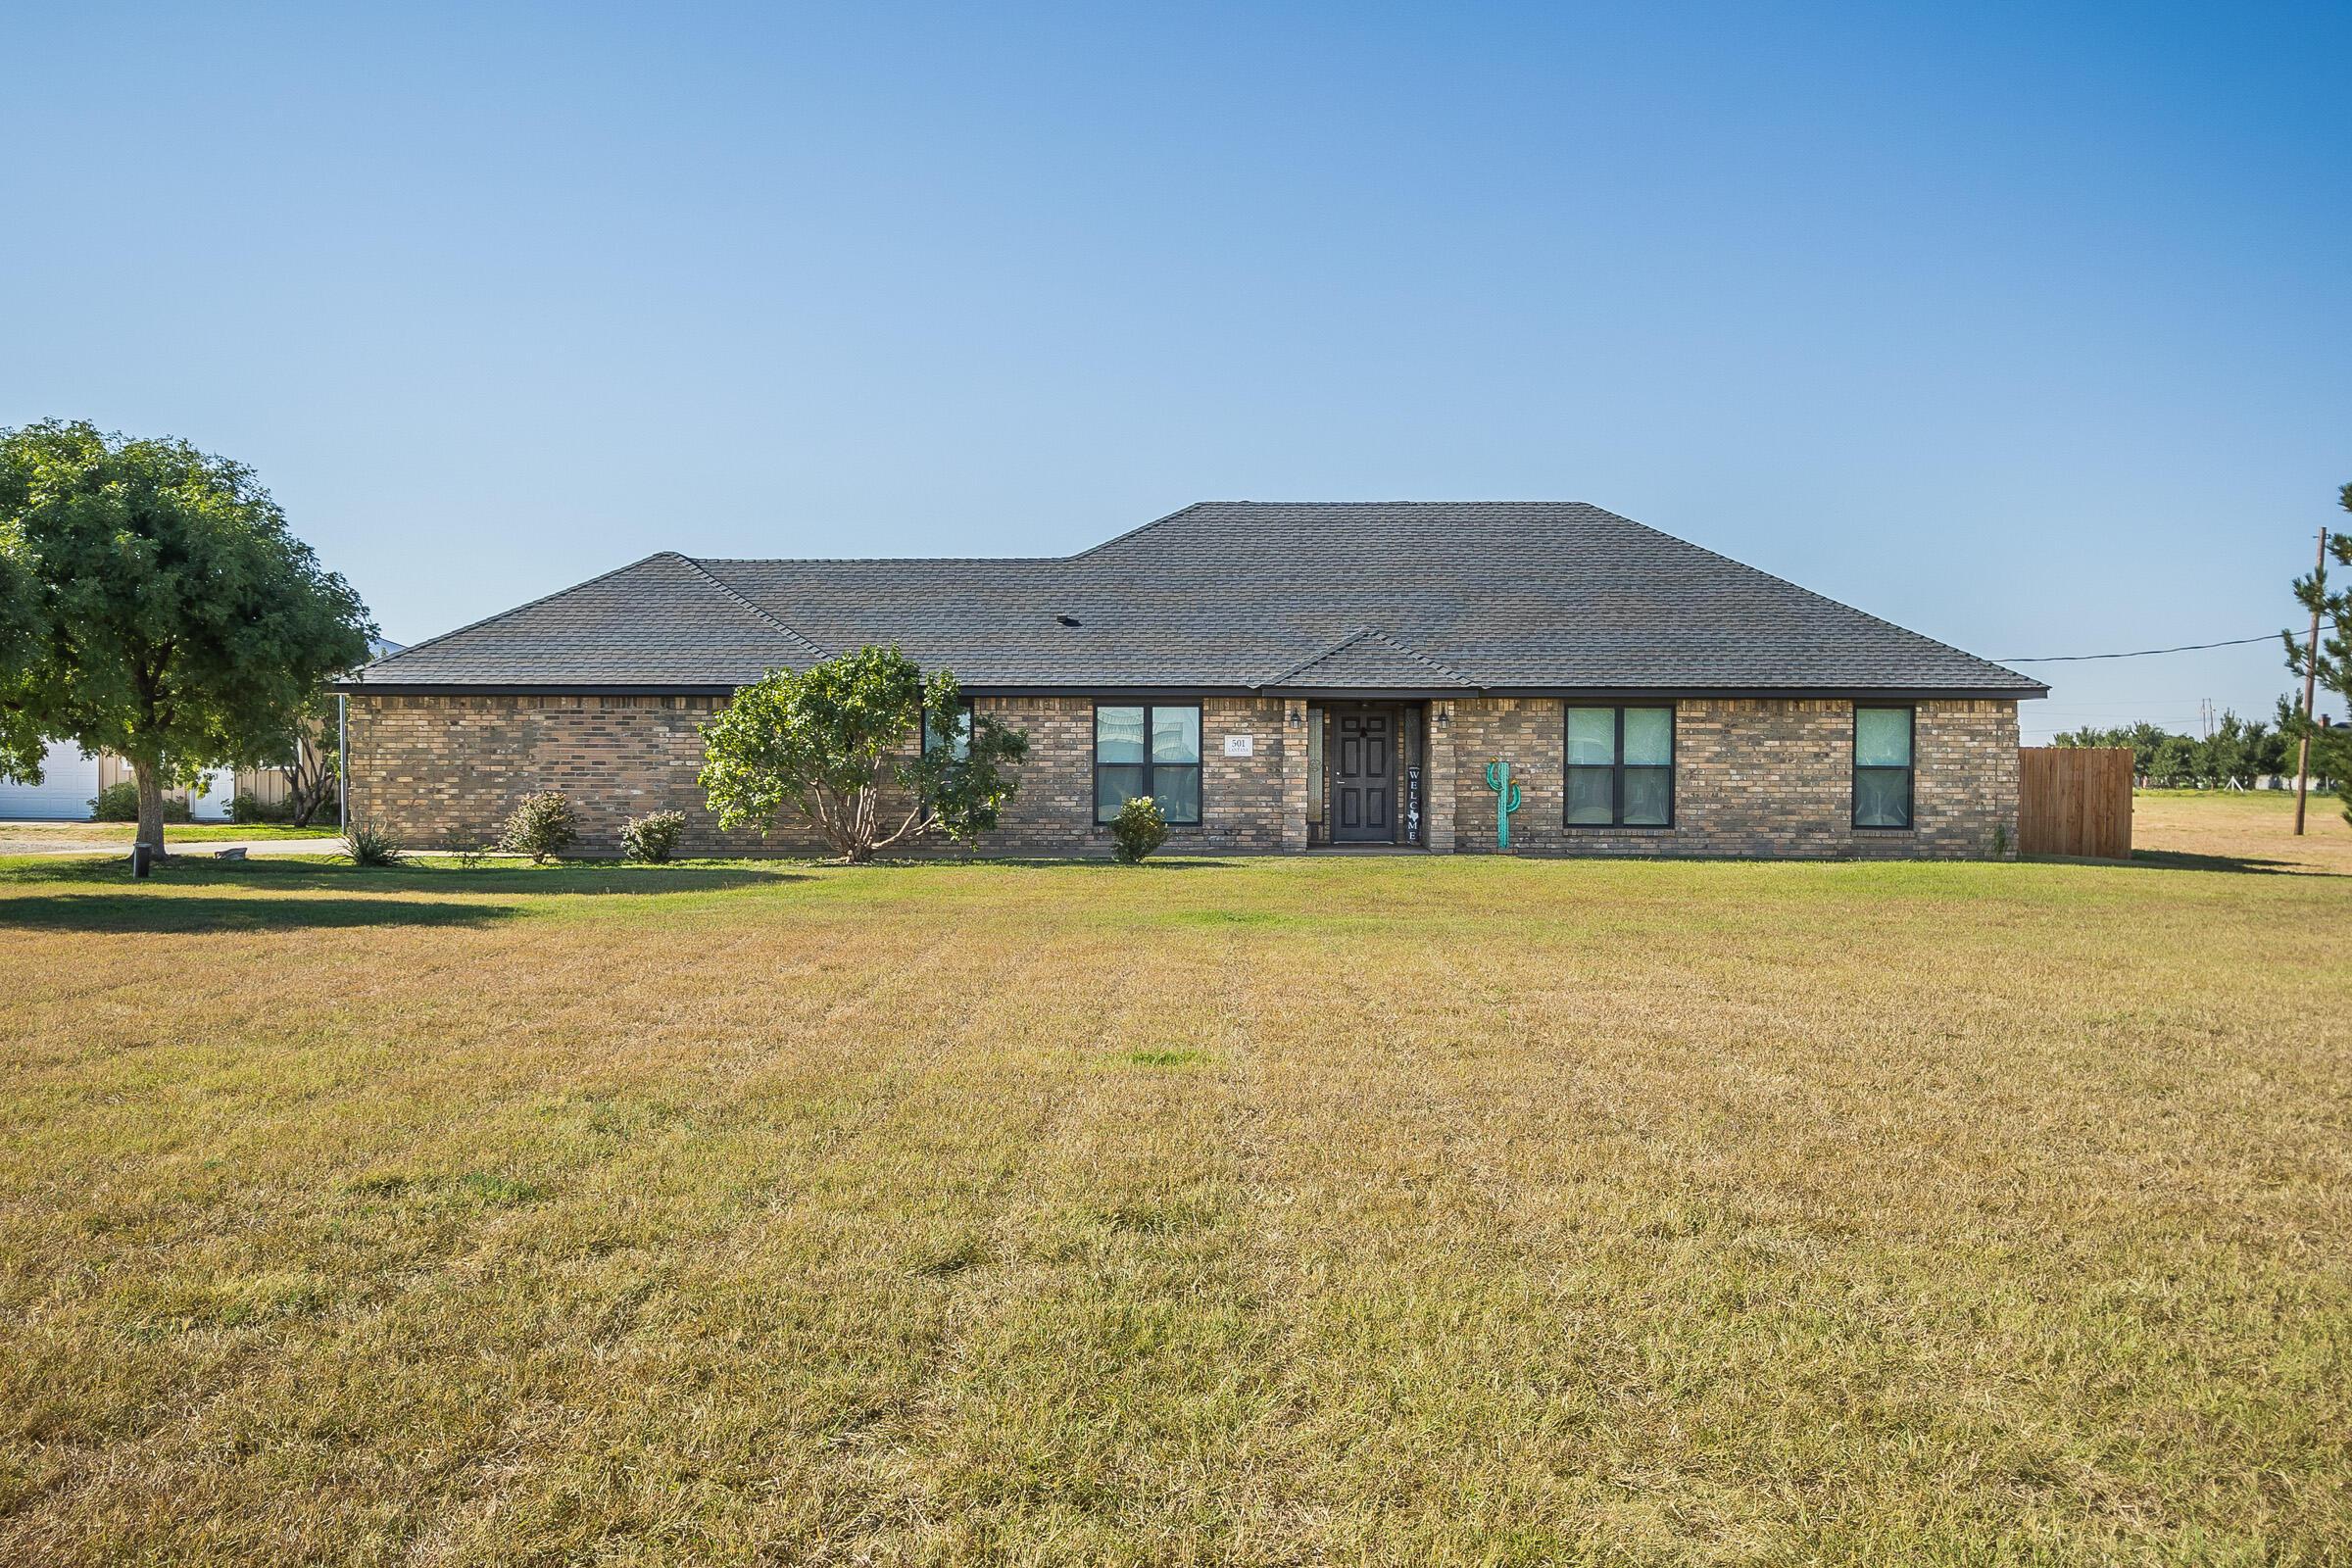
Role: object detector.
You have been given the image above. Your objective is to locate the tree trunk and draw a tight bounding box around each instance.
[287,760,324,827]
[132,757,169,859]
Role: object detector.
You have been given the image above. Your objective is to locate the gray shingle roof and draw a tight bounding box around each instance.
[344,502,2045,697]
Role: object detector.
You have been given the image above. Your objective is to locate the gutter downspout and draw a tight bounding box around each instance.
[337,694,349,840]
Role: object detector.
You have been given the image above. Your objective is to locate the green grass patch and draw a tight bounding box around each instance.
[1123,1049,1206,1068]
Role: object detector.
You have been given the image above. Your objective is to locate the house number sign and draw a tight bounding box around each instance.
[1223,733,1254,757]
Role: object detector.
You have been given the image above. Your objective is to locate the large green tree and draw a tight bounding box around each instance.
[700,646,1027,861]
[0,534,44,782]
[0,420,373,855]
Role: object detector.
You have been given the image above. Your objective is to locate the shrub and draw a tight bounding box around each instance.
[441,835,492,868]
[89,781,190,822]
[344,821,406,866]
[1110,796,1168,864]
[620,809,687,864]
[499,791,579,863]
[89,782,136,820]
[230,791,293,823]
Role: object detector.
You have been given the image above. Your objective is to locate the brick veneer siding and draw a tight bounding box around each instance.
[964,695,1288,855]
[345,692,1291,858]
[347,692,2017,858]
[1442,697,2019,858]
[345,695,792,856]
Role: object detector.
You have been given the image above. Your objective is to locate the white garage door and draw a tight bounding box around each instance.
[0,742,105,820]
[189,767,237,820]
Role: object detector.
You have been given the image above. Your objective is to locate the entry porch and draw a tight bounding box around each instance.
[1299,699,1441,850]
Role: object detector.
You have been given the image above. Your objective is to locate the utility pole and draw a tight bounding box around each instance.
[2293,526,2328,836]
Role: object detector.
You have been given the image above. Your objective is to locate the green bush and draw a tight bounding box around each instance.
[344,822,406,866]
[441,834,493,868]
[1110,796,1169,864]
[229,791,294,823]
[620,809,687,864]
[499,791,579,863]
[88,781,190,822]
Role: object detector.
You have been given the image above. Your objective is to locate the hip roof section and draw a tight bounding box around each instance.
[343,502,2047,697]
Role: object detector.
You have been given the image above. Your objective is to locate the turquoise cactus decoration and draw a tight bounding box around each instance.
[1484,759,1523,849]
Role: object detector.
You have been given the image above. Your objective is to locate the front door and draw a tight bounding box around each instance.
[1333,709,1396,843]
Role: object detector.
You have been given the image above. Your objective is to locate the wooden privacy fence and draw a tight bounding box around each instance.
[2018,747,2132,859]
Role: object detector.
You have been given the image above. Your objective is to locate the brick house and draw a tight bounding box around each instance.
[337,503,2045,858]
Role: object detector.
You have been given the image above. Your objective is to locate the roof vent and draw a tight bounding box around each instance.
[1055,613,1081,627]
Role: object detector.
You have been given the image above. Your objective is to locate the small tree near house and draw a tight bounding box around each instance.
[271,692,345,827]
[698,647,1027,862]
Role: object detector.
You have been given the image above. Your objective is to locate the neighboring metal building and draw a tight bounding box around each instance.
[0,741,106,820]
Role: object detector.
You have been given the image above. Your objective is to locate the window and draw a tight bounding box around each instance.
[922,704,972,760]
[1564,705,1674,827]
[1305,708,1324,825]
[1095,704,1201,824]
[1853,707,1914,828]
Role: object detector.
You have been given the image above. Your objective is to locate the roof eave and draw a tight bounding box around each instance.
[335,678,2047,701]
[332,680,739,697]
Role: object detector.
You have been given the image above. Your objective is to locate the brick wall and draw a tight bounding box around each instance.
[1443,696,2019,858]
[348,692,2018,858]
[345,694,788,856]
[345,692,1291,858]
[968,695,1288,855]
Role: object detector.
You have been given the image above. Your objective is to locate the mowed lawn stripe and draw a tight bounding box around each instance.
[0,843,2345,1564]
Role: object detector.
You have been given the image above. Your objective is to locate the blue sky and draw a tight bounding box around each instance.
[6,2,2345,739]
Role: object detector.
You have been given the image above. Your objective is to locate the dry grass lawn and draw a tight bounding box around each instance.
[2129,786,2352,876]
[0,820,342,852]
[1,800,2346,1565]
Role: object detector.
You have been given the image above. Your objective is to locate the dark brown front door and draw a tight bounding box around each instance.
[1333,709,1395,843]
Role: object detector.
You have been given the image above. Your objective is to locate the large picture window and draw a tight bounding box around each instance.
[1853,707,1914,828]
[1565,705,1674,827]
[1095,704,1201,824]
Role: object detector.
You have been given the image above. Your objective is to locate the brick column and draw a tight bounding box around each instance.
[1280,698,1310,852]
[1425,699,1456,853]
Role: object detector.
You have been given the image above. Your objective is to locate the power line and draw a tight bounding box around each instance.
[1998,633,2278,663]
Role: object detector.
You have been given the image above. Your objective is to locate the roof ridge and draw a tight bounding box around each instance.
[1259,626,1378,687]
[356,552,687,674]
[1258,624,1479,689]
[697,555,1063,566]
[1356,626,1480,688]
[1205,499,1599,508]
[1592,507,2038,688]
[655,504,1620,571]
[1060,501,1211,562]
[681,557,831,659]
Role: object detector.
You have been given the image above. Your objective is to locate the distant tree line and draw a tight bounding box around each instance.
[2052,699,2337,790]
